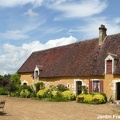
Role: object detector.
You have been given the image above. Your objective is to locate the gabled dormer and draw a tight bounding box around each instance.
[105,53,118,74]
[34,65,43,79]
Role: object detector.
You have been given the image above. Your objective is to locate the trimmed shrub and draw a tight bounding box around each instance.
[37,89,47,98]
[20,85,33,93]
[52,90,57,97]
[43,89,53,98]
[54,91,62,98]
[20,89,30,98]
[76,94,85,102]
[52,91,65,102]
[76,93,107,104]
[84,94,93,103]
[62,90,75,100]
[92,94,106,104]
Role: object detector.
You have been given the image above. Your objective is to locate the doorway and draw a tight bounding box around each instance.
[116,82,120,100]
[76,81,82,96]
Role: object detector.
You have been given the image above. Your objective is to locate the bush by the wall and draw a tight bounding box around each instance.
[0,87,8,95]
[56,84,68,92]
[37,89,47,98]
[76,93,107,104]
[34,82,45,92]
[20,89,31,98]
[83,94,93,103]
[43,89,53,98]
[62,90,75,100]
[92,94,106,104]
[52,90,57,97]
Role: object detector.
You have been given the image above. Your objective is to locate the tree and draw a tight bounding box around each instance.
[0,74,9,87]
[7,74,21,97]
[0,75,3,79]
[10,74,21,85]
[4,74,11,79]
[7,82,18,96]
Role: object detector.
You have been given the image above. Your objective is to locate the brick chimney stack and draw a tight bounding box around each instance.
[99,24,107,45]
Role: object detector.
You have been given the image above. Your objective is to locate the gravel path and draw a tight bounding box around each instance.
[0,95,119,120]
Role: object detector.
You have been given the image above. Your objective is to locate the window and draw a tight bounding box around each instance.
[34,70,39,79]
[105,54,118,74]
[106,60,112,74]
[93,81,100,92]
[34,65,43,79]
[22,80,28,85]
[89,80,103,93]
[23,83,27,86]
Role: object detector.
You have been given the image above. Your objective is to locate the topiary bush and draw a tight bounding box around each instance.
[76,93,107,104]
[92,93,106,104]
[52,90,57,97]
[76,94,85,102]
[83,94,93,103]
[62,90,75,100]
[20,89,31,98]
[37,89,47,99]
[52,91,65,102]
[43,89,53,98]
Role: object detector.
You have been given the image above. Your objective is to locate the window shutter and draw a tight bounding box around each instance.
[89,80,92,92]
[106,60,112,74]
[100,80,103,93]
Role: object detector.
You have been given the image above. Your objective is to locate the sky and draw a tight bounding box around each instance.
[0,0,120,75]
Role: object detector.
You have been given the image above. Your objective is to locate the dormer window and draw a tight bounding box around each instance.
[105,53,118,74]
[106,60,112,74]
[34,65,43,79]
[34,70,39,79]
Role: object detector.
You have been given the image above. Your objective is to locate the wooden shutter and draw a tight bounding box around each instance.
[106,60,112,74]
[89,80,92,92]
[100,80,103,93]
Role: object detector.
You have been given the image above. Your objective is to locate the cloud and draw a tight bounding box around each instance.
[68,17,120,40]
[0,0,107,20]
[22,9,39,17]
[46,36,77,48]
[0,0,68,7]
[0,0,44,7]
[114,17,120,24]
[48,0,108,20]
[1,30,29,40]
[0,36,77,75]
[0,20,45,41]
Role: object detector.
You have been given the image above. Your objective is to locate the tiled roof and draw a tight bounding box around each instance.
[17,33,120,77]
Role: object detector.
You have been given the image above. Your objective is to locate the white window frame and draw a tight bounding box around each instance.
[34,66,40,79]
[22,80,28,85]
[92,81,100,92]
[74,79,86,96]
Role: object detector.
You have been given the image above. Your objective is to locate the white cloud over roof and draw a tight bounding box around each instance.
[0,36,77,75]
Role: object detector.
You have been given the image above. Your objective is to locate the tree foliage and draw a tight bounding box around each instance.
[10,74,21,84]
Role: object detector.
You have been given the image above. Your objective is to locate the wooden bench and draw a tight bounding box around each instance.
[0,100,6,112]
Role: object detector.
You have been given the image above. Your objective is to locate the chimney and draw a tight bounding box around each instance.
[99,24,107,45]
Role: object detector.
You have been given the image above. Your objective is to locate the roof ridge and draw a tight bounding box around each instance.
[32,38,99,53]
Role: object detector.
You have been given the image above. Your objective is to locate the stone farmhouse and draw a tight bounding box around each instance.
[17,25,120,100]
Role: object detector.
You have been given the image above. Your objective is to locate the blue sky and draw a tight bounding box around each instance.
[0,0,120,75]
